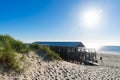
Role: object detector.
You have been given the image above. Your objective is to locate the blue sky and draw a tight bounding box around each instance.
[0,0,120,47]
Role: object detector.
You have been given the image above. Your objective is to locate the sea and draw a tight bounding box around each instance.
[97,46,120,54]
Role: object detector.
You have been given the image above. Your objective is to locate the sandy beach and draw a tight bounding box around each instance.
[1,0,120,80]
[0,52,120,80]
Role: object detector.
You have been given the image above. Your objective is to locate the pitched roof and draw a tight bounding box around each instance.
[34,42,85,47]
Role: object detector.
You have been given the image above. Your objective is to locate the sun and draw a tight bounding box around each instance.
[82,9,102,28]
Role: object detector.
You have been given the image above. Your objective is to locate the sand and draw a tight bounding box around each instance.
[0,52,120,80]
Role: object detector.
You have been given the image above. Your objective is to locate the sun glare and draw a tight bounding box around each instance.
[85,42,102,50]
[82,9,102,28]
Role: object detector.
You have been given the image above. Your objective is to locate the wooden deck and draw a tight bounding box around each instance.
[49,46,98,64]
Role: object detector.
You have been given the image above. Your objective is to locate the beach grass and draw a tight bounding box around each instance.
[0,34,61,72]
[29,43,62,60]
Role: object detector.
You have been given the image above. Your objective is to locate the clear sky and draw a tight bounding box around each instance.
[0,0,120,48]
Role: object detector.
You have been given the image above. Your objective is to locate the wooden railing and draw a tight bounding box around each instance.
[66,47,97,63]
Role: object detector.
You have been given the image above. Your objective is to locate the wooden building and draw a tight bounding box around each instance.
[35,42,97,64]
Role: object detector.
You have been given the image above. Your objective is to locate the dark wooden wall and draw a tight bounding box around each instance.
[49,46,97,63]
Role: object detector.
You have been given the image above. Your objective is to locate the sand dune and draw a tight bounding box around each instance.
[0,52,120,80]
